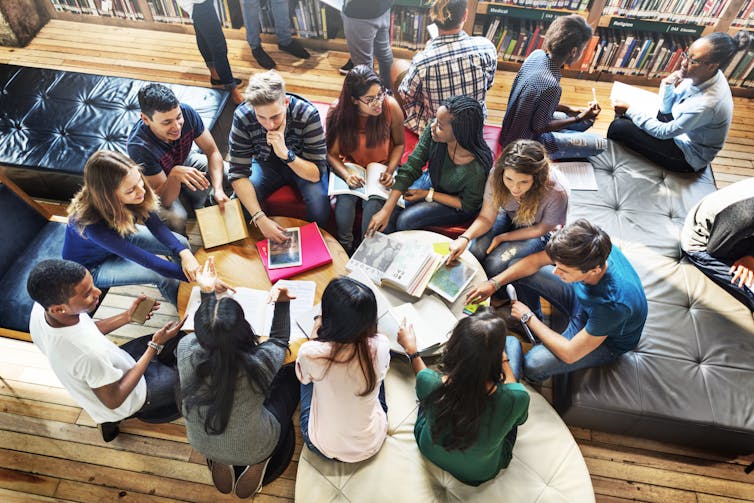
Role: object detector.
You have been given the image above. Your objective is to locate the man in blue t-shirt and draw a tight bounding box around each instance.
[127,83,230,234]
[466,219,648,381]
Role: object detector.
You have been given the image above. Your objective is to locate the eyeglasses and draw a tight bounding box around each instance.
[681,51,709,65]
[359,89,387,106]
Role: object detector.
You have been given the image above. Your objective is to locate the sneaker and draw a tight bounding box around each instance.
[339,58,354,75]
[210,76,243,87]
[98,421,120,442]
[252,46,276,69]
[234,458,271,499]
[207,459,234,495]
[278,39,310,59]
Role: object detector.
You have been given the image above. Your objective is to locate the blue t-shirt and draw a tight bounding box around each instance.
[127,103,205,177]
[573,246,647,354]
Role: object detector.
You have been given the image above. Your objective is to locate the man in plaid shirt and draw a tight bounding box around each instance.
[393,0,497,134]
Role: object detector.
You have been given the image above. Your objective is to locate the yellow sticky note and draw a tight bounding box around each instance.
[433,242,450,255]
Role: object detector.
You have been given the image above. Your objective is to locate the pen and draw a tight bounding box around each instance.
[592,87,598,103]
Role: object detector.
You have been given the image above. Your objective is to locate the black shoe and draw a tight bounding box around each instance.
[99,421,121,442]
[210,77,243,87]
[252,46,276,69]
[278,39,310,59]
[339,58,354,75]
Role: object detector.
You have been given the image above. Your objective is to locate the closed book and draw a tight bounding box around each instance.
[195,198,249,249]
[256,222,333,282]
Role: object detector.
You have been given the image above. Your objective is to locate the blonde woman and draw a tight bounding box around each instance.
[450,140,568,297]
[63,150,199,305]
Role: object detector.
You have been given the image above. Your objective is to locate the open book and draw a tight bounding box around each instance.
[428,261,477,303]
[182,280,315,336]
[378,295,458,354]
[194,198,249,248]
[610,81,659,118]
[328,162,405,208]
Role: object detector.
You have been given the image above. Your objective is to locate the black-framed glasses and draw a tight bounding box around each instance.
[359,89,387,106]
[681,51,708,65]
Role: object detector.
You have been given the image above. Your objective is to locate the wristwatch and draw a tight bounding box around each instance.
[425,187,435,203]
[282,149,296,164]
[147,340,164,355]
[520,311,535,324]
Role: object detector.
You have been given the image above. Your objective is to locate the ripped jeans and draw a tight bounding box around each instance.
[549,111,607,160]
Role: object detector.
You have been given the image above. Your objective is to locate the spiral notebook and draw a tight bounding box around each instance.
[256,222,333,282]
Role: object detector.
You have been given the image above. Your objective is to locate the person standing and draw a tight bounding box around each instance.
[339,0,394,88]
[241,0,310,69]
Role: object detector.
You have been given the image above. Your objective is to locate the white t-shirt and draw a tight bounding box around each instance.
[29,303,146,423]
[296,334,391,462]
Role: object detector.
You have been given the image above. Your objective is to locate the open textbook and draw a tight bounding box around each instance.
[428,261,477,302]
[328,162,405,208]
[551,161,598,191]
[194,198,249,248]
[183,280,315,336]
[610,81,659,118]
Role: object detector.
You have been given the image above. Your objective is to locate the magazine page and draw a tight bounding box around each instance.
[364,162,391,200]
[346,232,402,284]
[328,162,367,199]
[428,261,478,302]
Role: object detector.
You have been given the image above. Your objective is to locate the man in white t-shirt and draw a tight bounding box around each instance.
[27,259,185,442]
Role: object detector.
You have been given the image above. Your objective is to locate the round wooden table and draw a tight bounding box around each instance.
[178,217,349,316]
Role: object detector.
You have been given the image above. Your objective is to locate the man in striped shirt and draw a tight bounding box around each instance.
[393,0,497,135]
[228,71,329,242]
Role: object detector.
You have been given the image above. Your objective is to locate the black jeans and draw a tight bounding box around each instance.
[607,116,697,173]
[192,0,235,87]
[260,364,301,484]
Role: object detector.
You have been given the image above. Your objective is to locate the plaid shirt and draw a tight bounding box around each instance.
[398,31,497,134]
[228,93,327,180]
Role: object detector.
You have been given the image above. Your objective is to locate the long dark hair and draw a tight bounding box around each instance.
[326,65,390,157]
[428,96,493,188]
[181,296,286,435]
[316,277,379,396]
[422,309,507,451]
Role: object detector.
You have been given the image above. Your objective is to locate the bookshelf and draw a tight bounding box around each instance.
[30,0,754,95]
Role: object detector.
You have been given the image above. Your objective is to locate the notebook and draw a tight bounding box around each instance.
[256,222,333,282]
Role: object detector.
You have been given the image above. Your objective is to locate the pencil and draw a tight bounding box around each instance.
[592,87,598,103]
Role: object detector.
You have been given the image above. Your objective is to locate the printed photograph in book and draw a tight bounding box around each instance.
[268,227,303,269]
[346,232,403,284]
[428,262,477,303]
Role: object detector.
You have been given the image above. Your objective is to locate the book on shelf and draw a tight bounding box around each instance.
[256,222,333,282]
[328,162,406,208]
[194,198,249,249]
[183,280,316,335]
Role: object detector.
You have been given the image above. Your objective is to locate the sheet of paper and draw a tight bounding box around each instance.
[610,81,659,117]
[268,280,316,338]
[552,161,599,191]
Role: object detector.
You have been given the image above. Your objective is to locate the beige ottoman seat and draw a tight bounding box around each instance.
[296,362,594,502]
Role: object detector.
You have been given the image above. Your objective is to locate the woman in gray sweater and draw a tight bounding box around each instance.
[177,258,299,499]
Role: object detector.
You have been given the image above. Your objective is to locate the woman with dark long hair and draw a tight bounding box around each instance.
[177,258,300,499]
[296,277,391,462]
[397,309,530,486]
[326,64,405,252]
[364,95,493,235]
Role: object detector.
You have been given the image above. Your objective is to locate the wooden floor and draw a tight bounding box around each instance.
[1,20,754,503]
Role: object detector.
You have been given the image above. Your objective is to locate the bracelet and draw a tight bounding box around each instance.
[458,235,470,242]
[488,278,501,291]
[251,210,266,226]
[408,351,422,361]
[425,187,435,203]
[147,340,164,355]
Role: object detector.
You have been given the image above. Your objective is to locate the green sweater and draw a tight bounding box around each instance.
[392,125,487,214]
[414,369,530,486]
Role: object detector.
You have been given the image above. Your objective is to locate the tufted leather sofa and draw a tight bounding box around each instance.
[0,64,231,200]
[553,140,754,454]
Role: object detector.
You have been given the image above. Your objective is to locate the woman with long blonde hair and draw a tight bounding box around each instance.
[449,140,568,298]
[63,150,199,305]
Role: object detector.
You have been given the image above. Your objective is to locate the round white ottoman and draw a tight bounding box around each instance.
[295,361,594,502]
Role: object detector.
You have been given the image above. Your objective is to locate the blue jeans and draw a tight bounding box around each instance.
[250,157,330,228]
[515,265,620,381]
[241,0,291,48]
[685,250,754,311]
[191,0,235,88]
[90,225,189,306]
[504,335,524,381]
[469,212,551,278]
[342,10,393,89]
[334,194,363,252]
[549,111,607,160]
[299,381,387,460]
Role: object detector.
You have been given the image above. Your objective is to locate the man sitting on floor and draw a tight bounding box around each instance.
[466,219,648,381]
[27,259,185,442]
[391,0,497,135]
[128,83,230,234]
[228,70,329,242]
[681,178,754,311]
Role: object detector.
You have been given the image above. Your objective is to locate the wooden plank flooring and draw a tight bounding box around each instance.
[1,19,754,503]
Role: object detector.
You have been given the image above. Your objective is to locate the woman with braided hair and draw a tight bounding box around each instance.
[364,95,492,235]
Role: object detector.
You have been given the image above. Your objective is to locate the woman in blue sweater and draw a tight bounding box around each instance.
[63,150,199,305]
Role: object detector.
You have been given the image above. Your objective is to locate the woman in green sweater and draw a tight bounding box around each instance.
[397,309,530,486]
[364,95,492,235]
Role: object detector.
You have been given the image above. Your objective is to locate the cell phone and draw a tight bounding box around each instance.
[130,297,156,324]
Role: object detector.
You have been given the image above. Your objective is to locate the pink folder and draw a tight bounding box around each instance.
[256,222,333,282]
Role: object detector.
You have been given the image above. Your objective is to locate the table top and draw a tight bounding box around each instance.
[177,216,349,317]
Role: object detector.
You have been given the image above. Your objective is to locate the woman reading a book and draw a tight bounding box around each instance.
[364,95,492,235]
[608,31,751,173]
[326,64,405,253]
[397,309,530,486]
[296,277,391,462]
[178,258,300,499]
[63,150,199,305]
[447,140,568,293]
[498,14,606,160]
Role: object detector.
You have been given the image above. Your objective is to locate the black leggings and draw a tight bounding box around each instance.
[607,117,697,173]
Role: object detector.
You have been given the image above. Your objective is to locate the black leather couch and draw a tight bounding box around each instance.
[553,140,754,454]
[0,64,231,199]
